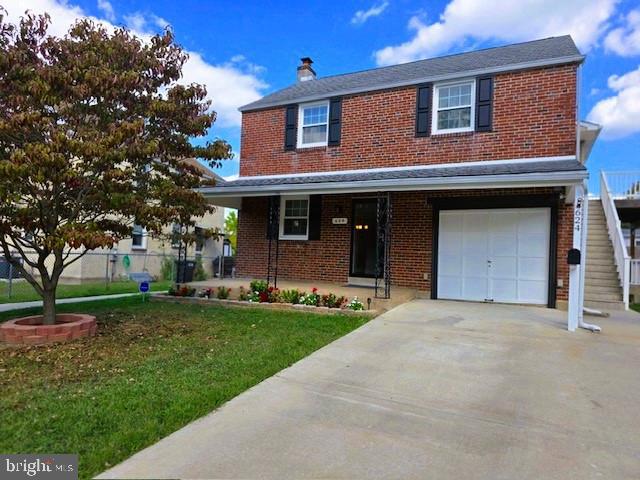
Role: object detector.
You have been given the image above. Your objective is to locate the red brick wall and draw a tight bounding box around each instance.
[239,65,577,177]
[236,189,573,302]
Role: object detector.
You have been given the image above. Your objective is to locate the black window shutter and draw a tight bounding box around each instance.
[307,195,322,240]
[266,195,281,239]
[284,105,297,151]
[475,76,493,132]
[415,83,432,137]
[328,98,342,146]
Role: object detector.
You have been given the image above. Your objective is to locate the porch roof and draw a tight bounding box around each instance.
[201,157,587,208]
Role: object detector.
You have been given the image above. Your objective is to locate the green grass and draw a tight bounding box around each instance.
[0,280,171,304]
[0,297,369,479]
[632,304,640,313]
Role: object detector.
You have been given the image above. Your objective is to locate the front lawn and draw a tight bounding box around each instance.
[0,280,171,304]
[0,298,369,479]
[632,303,639,313]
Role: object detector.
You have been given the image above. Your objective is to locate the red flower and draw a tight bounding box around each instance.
[312,287,318,293]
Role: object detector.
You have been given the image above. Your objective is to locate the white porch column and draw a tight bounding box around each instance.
[567,183,585,332]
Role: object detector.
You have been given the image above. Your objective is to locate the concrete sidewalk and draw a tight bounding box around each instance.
[0,292,147,313]
[98,300,640,480]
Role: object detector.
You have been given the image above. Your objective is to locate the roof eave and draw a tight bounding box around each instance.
[239,54,585,113]
[199,170,588,198]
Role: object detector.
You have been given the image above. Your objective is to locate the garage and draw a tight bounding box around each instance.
[436,208,551,305]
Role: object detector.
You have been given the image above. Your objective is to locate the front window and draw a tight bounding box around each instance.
[171,223,181,248]
[195,226,205,254]
[279,196,309,240]
[131,224,147,250]
[297,102,328,148]
[432,80,475,134]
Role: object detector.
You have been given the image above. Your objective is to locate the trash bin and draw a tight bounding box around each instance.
[175,260,196,283]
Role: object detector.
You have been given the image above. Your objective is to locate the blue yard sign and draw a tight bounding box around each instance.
[139,281,150,293]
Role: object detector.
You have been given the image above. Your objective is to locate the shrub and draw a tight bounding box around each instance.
[347,297,364,311]
[217,286,231,299]
[280,289,302,304]
[321,293,347,309]
[193,257,208,281]
[299,287,320,307]
[248,290,261,303]
[160,255,176,281]
[249,279,268,293]
[168,285,196,297]
[197,288,213,298]
[238,286,249,301]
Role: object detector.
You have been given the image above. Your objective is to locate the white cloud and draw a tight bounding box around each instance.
[351,1,389,25]
[375,0,618,65]
[604,9,640,56]
[4,0,266,128]
[96,0,115,22]
[123,12,147,32]
[587,65,640,139]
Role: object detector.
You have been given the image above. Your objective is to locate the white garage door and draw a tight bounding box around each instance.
[437,208,550,305]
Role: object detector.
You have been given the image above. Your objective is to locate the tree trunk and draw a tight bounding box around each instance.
[42,287,57,325]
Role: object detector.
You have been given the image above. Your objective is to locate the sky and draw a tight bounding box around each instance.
[4,0,640,192]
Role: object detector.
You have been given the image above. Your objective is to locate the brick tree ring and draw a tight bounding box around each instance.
[0,314,97,345]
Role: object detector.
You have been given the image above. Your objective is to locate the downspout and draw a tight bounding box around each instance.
[579,179,601,332]
[574,65,601,332]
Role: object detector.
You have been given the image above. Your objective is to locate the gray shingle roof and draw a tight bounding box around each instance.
[210,160,586,191]
[240,36,582,112]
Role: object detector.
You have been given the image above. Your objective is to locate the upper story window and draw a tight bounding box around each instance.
[131,224,147,250]
[432,80,475,134]
[279,195,309,240]
[195,226,205,254]
[297,101,329,148]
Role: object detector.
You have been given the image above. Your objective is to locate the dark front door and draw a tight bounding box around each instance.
[350,199,380,277]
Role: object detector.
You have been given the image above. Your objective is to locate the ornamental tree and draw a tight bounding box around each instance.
[0,10,232,324]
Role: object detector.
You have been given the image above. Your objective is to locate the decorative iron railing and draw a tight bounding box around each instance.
[600,172,631,308]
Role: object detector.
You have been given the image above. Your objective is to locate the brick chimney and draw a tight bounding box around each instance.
[297,57,316,82]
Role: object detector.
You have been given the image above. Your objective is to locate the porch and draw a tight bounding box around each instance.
[202,156,591,330]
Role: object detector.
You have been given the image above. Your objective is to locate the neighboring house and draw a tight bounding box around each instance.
[202,37,599,325]
[16,159,226,283]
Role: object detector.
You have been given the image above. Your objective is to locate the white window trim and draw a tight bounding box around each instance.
[431,78,476,135]
[279,195,310,240]
[131,225,147,251]
[297,101,329,149]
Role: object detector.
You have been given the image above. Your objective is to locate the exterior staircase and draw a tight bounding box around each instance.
[584,200,625,311]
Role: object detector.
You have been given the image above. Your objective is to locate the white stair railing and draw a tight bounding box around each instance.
[600,171,631,309]
[603,171,640,199]
[632,259,640,286]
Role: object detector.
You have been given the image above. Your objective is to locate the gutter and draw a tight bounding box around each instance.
[240,54,585,112]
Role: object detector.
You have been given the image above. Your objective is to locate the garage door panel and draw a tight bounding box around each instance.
[491,256,517,278]
[518,280,547,303]
[438,276,462,299]
[518,257,547,280]
[439,254,462,276]
[462,276,488,301]
[490,279,518,303]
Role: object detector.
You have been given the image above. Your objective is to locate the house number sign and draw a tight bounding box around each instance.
[332,217,348,225]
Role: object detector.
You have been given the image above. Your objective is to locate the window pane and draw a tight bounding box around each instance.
[285,199,308,217]
[438,83,472,111]
[302,125,327,144]
[284,218,307,236]
[303,105,328,125]
[437,107,471,130]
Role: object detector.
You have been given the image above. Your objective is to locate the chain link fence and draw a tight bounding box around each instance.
[0,251,232,302]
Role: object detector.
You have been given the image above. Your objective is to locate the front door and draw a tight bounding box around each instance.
[350,199,380,277]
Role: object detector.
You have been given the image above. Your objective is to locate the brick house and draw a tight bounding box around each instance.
[203,36,600,328]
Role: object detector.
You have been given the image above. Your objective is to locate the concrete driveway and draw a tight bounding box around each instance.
[98,300,640,479]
